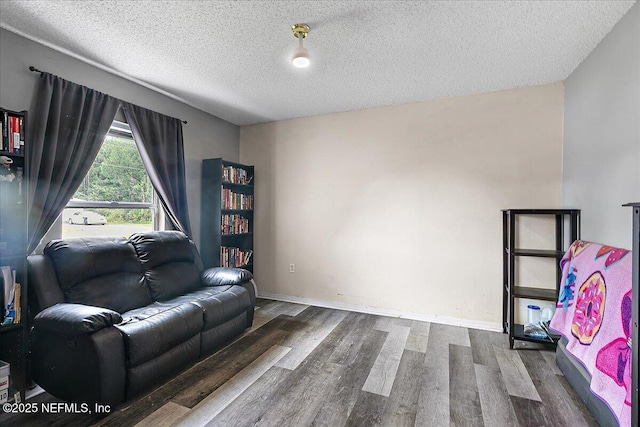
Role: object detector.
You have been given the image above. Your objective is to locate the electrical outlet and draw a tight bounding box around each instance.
[289,263,295,273]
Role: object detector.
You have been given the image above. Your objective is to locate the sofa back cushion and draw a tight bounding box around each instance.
[44,237,152,313]
[128,231,201,301]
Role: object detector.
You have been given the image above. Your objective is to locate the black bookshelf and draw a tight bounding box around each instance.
[200,158,254,272]
[0,108,29,403]
[502,209,580,349]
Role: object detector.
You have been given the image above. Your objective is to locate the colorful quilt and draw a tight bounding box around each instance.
[550,240,632,426]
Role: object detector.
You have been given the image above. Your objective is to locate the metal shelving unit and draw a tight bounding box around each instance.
[502,209,580,349]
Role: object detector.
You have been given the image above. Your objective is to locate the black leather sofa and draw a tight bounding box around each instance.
[27,230,255,405]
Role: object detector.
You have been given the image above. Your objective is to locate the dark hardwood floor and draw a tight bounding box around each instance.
[0,299,598,426]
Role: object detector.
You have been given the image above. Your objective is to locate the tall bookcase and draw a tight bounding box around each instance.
[502,209,580,349]
[200,158,254,272]
[0,108,29,403]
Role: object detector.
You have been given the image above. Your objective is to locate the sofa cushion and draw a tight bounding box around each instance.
[159,285,250,330]
[116,302,203,367]
[126,335,200,398]
[129,231,201,301]
[44,237,151,313]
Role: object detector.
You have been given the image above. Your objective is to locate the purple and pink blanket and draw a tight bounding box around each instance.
[550,240,632,426]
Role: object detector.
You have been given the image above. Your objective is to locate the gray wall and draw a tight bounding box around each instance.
[0,28,240,248]
[563,3,640,249]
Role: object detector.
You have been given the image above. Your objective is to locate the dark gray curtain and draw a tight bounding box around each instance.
[27,73,120,253]
[121,103,192,237]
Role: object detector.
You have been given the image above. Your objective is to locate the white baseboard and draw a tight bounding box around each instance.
[257,291,502,332]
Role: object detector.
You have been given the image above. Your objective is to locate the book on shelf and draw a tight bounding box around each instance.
[0,374,8,391]
[1,266,20,325]
[221,214,250,235]
[222,165,253,185]
[1,111,7,152]
[10,116,20,155]
[0,359,8,402]
[0,112,24,155]
[0,375,9,405]
[0,360,8,403]
[220,247,253,268]
[18,117,25,154]
[221,188,253,210]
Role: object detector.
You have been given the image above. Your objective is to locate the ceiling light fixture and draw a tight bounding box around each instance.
[291,23,310,68]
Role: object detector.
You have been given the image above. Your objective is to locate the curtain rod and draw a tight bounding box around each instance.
[28,66,188,124]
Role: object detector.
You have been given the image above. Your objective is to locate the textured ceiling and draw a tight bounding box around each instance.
[0,1,635,125]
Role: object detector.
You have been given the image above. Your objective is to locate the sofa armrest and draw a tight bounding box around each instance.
[201,267,253,287]
[34,303,122,335]
[31,324,126,404]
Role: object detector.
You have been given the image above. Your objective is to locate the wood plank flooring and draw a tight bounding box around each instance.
[362,325,411,397]
[0,299,599,427]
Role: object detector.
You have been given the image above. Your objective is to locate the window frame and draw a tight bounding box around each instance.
[63,120,160,230]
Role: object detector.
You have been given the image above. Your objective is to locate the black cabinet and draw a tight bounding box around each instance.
[502,209,580,349]
[0,108,29,403]
[200,158,254,272]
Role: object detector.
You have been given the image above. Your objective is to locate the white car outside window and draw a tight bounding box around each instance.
[68,210,106,225]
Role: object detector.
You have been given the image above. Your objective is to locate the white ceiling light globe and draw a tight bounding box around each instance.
[292,46,310,68]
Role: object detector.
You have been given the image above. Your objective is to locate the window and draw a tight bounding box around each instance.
[61,120,160,239]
